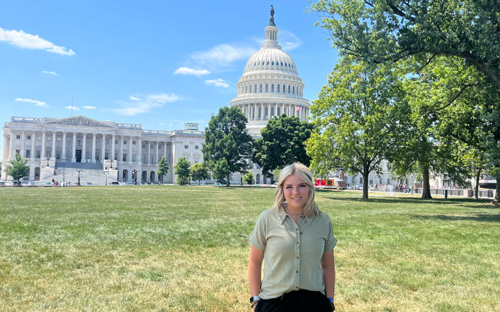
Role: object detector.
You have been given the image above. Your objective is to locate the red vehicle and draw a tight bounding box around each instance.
[315,178,335,188]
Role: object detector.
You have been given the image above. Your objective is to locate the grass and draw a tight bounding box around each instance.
[0,186,499,311]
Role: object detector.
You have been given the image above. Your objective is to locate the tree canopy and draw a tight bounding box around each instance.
[157,156,170,183]
[190,163,209,185]
[254,115,314,175]
[202,106,253,186]
[306,57,406,199]
[5,153,29,183]
[310,0,500,90]
[174,157,191,185]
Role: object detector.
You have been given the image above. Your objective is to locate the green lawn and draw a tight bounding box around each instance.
[0,186,499,311]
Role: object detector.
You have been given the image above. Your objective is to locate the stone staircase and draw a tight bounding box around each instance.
[41,161,119,186]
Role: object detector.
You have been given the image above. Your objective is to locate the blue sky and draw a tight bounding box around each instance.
[0,0,338,156]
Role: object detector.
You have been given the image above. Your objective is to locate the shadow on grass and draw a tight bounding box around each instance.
[320,195,498,208]
[413,214,500,223]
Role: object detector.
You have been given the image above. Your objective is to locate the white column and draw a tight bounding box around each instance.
[137,138,142,164]
[155,141,159,164]
[92,133,96,163]
[62,132,66,161]
[82,133,87,163]
[147,141,151,165]
[71,133,76,162]
[41,131,46,158]
[111,135,116,161]
[51,132,56,160]
[164,141,167,160]
[19,131,25,158]
[128,136,133,164]
[30,132,36,160]
[101,134,106,162]
[9,130,16,159]
[120,136,124,164]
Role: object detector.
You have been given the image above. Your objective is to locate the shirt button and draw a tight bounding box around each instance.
[300,232,303,235]
[297,256,299,259]
[296,271,299,273]
[297,242,299,244]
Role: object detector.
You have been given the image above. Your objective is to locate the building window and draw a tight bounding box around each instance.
[26,150,31,158]
[195,157,199,163]
[260,84,263,92]
[123,154,127,161]
[133,140,136,145]
[271,84,274,92]
[96,139,100,143]
[15,149,20,155]
[115,140,118,144]
[277,84,280,92]
[67,137,71,142]
[47,136,52,141]
[16,135,21,139]
[124,140,127,145]
[57,136,61,141]
[184,145,189,149]
[37,135,41,140]
[195,146,199,150]
[387,178,391,185]
[265,84,268,92]
[27,135,31,140]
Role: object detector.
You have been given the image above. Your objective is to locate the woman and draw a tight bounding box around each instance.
[248,162,336,311]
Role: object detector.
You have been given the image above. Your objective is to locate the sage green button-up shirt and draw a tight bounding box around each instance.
[250,207,337,300]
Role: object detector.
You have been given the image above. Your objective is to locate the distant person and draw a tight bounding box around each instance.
[248,162,336,311]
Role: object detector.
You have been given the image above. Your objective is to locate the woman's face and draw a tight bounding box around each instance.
[283,174,309,211]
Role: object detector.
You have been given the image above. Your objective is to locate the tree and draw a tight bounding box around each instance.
[254,115,314,175]
[211,159,231,184]
[306,57,406,199]
[5,153,29,184]
[309,0,500,90]
[243,171,255,185]
[202,106,253,186]
[272,168,281,182]
[174,157,191,185]
[157,156,170,183]
[190,163,209,185]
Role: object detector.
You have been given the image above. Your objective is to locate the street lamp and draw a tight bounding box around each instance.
[46,156,50,168]
[104,169,110,186]
[76,169,83,186]
[132,169,137,185]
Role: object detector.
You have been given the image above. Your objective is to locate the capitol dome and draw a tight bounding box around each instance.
[230,7,309,138]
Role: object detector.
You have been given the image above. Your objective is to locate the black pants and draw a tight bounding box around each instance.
[255,289,334,312]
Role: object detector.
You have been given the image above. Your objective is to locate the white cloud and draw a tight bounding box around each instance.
[278,30,302,51]
[65,106,80,111]
[42,70,58,75]
[174,67,210,76]
[83,106,96,109]
[15,98,48,107]
[0,27,75,55]
[190,43,257,69]
[205,79,229,88]
[112,93,180,116]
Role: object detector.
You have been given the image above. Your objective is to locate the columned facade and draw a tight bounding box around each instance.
[1,116,204,185]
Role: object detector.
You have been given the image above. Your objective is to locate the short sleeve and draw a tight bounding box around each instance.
[324,216,337,252]
[249,210,268,251]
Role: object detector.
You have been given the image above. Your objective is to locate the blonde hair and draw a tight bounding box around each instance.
[273,162,319,217]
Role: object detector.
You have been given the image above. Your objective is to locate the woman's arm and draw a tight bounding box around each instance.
[248,245,264,309]
[321,249,335,299]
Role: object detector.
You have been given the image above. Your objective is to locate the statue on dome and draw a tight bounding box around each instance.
[270,5,275,17]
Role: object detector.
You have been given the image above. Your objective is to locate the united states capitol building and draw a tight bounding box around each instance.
[2,7,412,189]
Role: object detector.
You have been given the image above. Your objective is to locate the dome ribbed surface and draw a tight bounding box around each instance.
[244,47,298,75]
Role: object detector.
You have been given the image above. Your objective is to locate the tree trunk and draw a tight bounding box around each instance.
[226,174,231,187]
[492,181,500,205]
[421,165,432,199]
[362,170,369,200]
[474,168,481,200]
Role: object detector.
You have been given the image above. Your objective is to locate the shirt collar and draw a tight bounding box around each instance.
[277,205,310,225]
